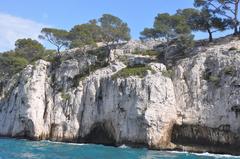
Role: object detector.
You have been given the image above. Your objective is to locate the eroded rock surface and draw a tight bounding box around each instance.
[1,38,240,154]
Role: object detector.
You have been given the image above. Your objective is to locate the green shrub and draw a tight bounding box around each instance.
[0,54,29,75]
[209,75,220,86]
[229,47,238,51]
[203,69,220,86]
[15,38,45,62]
[223,66,236,76]
[87,47,108,62]
[10,56,29,72]
[132,50,159,56]
[72,74,87,87]
[117,55,129,65]
[40,50,57,62]
[112,65,154,79]
[0,49,58,80]
[203,69,211,81]
[61,91,71,101]
[161,69,174,78]
[90,61,108,71]
[71,61,108,87]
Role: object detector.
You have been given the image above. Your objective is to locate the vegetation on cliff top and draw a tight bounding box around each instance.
[0,38,57,80]
[131,49,159,56]
[112,65,154,79]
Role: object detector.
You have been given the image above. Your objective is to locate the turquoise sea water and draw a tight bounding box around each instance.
[0,138,239,159]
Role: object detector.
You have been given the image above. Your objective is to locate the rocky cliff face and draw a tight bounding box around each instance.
[1,37,240,154]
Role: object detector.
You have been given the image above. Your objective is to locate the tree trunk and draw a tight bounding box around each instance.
[81,48,91,74]
[207,29,213,42]
[85,53,91,75]
[234,25,238,35]
[87,60,91,74]
[233,0,239,34]
[106,43,114,64]
[57,47,60,55]
[106,46,111,64]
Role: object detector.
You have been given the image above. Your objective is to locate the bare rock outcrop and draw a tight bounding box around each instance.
[1,38,240,154]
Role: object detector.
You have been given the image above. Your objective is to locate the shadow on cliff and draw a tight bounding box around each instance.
[170,55,240,155]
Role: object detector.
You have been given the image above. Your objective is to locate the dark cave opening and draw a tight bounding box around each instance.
[82,122,116,146]
[171,124,239,147]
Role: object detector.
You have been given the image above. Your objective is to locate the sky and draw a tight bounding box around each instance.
[0,0,233,52]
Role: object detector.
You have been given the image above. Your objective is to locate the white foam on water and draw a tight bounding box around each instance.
[19,152,38,158]
[167,151,240,158]
[166,150,189,154]
[118,144,129,149]
[191,152,240,158]
[41,140,88,146]
[17,139,240,158]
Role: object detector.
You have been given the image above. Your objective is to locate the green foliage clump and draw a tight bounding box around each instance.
[140,13,192,42]
[178,8,227,42]
[112,65,154,79]
[0,40,58,80]
[209,75,220,86]
[224,66,236,76]
[194,0,239,35]
[99,14,131,46]
[140,13,194,61]
[72,72,89,88]
[132,50,159,56]
[69,21,102,50]
[203,69,220,86]
[173,34,195,54]
[161,69,174,78]
[72,74,85,87]
[61,91,71,101]
[40,50,57,62]
[15,38,45,62]
[90,61,108,71]
[71,60,108,88]
[39,28,69,53]
[117,55,129,65]
[14,38,58,64]
[87,47,109,62]
[99,14,131,63]
[229,47,238,51]
[0,52,29,78]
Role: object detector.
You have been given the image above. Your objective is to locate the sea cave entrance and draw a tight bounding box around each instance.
[83,122,116,146]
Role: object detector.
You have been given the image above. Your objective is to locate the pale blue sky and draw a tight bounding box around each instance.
[0,0,233,51]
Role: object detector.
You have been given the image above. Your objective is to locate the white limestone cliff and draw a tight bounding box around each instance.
[1,38,240,154]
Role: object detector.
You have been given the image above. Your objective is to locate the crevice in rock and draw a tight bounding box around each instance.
[147,85,151,101]
[96,81,103,114]
[231,105,240,118]
[50,123,58,139]
[0,81,3,97]
[43,87,48,121]
[78,85,88,131]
